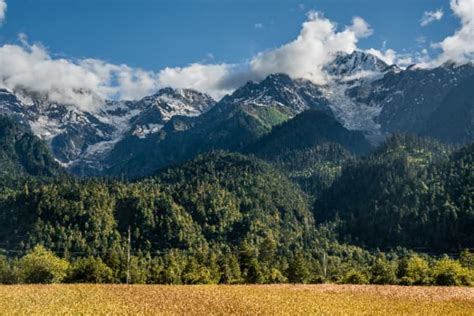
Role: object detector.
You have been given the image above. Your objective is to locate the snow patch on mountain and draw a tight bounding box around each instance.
[325,51,392,78]
[0,87,216,173]
[138,88,216,121]
[321,82,382,131]
[318,51,398,132]
[132,124,164,139]
[223,73,331,115]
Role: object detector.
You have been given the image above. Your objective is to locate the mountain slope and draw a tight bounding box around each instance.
[1,53,473,178]
[0,116,64,180]
[129,88,216,138]
[0,88,216,175]
[314,135,473,251]
[0,151,314,256]
[422,75,474,144]
[246,109,371,199]
[347,62,474,134]
[247,109,372,156]
[324,50,392,78]
[221,73,332,115]
[104,74,334,178]
[105,101,290,178]
[154,151,314,247]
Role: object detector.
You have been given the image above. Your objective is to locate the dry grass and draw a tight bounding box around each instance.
[0,284,473,315]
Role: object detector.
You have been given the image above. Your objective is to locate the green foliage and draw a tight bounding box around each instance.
[106,101,291,179]
[432,257,473,286]
[3,242,474,286]
[67,257,113,283]
[0,132,472,286]
[316,135,473,251]
[128,256,149,284]
[219,252,243,284]
[370,255,398,285]
[460,249,474,270]
[248,109,371,157]
[254,144,353,200]
[155,151,314,251]
[0,179,118,255]
[0,255,15,284]
[246,110,371,200]
[158,250,187,285]
[15,245,70,284]
[398,255,432,285]
[339,270,369,285]
[287,251,310,284]
[0,116,64,182]
[182,257,215,284]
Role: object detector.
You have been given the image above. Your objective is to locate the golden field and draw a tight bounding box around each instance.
[0,284,473,315]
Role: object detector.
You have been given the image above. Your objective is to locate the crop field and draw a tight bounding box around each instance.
[0,284,473,315]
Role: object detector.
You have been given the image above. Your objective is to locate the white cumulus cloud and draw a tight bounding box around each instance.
[156,12,374,98]
[420,9,444,27]
[434,0,474,63]
[0,37,161,111]
[157,63,235,100]
[7,7,454,108]
[249,12,372,84]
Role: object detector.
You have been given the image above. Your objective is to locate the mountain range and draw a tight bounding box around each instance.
[0,50,473,178]
[0,50,473,284]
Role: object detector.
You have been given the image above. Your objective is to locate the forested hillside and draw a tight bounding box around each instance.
[316,135,473,251]
[0,114,472,286]
[247,109,370,199]
[0,151,374,284]
[0,116,64,182]
[422,76,474,144]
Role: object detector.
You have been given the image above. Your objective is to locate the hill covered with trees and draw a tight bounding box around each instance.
[0,116,64,182]
[0,114,472,286]
[316,135,473,252]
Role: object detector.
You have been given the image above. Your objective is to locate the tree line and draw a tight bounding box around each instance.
[1,245,473,286]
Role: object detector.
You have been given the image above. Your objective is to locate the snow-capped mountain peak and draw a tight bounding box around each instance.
[129,88,216,139]
[324,51,394,79]
[221,73,331,114]
[320,51,402,133]
[147,87,216,118]
[0,87,217,174]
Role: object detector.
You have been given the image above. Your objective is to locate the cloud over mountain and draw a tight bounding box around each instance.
[1,1,474,110]
[160,12,374,98]
[0,36,161,111]
[435,0,474,63]
[249,12,372,84]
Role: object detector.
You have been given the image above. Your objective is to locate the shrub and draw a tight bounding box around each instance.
[182,257,214,284]
[266,267,288,284]
[0,255,15,284]
[16,245,70,284]
[287,252,310,284]
[432,257,473,286]
[459,249,474,270]
[399,255,432,285]
[370,256,398,284]
[339,270,369,284]
[67,257,114,283]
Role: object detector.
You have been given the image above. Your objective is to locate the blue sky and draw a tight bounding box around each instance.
[0,0,472,105]
[0,0,459,70]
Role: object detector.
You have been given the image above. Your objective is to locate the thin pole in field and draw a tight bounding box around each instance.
[126,225,131,284]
